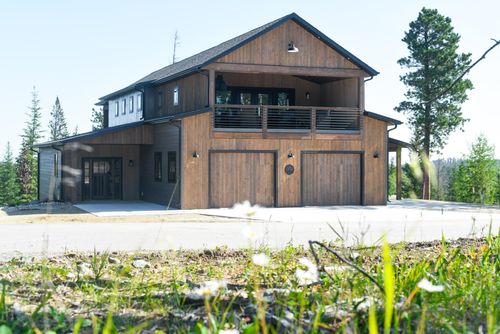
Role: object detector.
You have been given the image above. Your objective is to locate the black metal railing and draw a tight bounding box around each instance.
[213,104,360,133]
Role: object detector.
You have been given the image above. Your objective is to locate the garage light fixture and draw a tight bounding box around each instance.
[287,41,299,53]
[192,151,200,158]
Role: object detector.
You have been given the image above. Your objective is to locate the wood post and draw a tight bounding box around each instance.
[396,146,402,200]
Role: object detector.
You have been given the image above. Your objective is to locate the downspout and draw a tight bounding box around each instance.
[386,124,398,202]
[364,76,374,83]
[134,85,146,121]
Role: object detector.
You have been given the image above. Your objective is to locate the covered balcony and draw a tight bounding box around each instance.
[209,72,363,136]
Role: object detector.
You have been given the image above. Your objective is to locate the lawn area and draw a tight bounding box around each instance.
[0,233,498,333]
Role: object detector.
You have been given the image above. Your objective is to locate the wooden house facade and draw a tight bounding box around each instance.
[36,13,403,209]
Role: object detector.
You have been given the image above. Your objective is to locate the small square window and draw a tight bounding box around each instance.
[122,99,126,115]
[173,86,179,106]
[137,94,142,111]
[154,152,162,181]
[115,101,119,117]
[158,92,163,109]
[129,96,134,113]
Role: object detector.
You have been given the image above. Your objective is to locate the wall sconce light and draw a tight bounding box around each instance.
[373,151,380,158]
[192,151,200,158]
[305,92,310,100]
[287,152,295,158]
[287,41,299,53]
[128,159,134,167]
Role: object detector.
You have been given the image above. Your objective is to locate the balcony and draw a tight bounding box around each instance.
[213,104,361,134]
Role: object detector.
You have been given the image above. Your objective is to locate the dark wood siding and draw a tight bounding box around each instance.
[363,116,387,205]
[301,152,361,206]
[140,122,180,207]
[152,73,208,119]
[209,151,275,208]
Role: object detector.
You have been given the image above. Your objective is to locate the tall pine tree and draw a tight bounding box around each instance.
[17,87,44,202]
[48,97,69,140]
[91,107,104,131]
[395,8,473,199]
[0,142,20,206]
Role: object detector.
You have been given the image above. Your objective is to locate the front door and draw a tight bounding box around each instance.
[82,158,122,200]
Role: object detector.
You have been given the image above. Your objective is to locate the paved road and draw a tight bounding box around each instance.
[1,202,499,260]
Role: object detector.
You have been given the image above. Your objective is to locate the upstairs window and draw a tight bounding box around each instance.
[114,101,119,117]
[129,96,134,113]
[137,94,142,111]
[122,99,126,115]
[154,152,162,181]
[158,91,163,109]
[173,86,179,106]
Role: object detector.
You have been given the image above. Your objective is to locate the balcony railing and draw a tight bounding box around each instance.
[213,104,360,133]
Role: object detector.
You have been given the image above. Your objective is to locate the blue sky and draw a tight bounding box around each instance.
[1,0,499,159]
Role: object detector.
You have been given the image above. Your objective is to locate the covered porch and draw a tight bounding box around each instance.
[389,137,412,200]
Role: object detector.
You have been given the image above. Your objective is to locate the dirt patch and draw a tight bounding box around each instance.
[0,202,245,224]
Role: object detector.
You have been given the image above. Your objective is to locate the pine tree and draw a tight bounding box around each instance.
[17,87,44,202]
[91,108,104,131]
[0,142,20,206]
[48,97,69,140]
[395,8,473,199]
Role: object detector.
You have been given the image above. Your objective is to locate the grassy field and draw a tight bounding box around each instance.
[0,231,498,333]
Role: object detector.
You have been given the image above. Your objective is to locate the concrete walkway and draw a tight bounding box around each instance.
[1,200,499,260]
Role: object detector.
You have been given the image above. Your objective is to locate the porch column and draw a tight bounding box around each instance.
[396,146,402,200]
[208,69,215,108]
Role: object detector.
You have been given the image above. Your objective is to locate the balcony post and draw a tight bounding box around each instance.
[262,105,268,136]
[311,108,316,134]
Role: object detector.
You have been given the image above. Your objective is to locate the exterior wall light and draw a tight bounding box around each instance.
[373,151,380,158]
[128,159,134,167]
[287,152,295,158]
[192,151,200,158]
[287,41,299,53]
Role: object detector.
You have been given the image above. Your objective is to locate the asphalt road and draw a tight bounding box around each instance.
[1,202,499,260]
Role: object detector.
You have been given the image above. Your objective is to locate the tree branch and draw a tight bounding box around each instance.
[425,38,500,103]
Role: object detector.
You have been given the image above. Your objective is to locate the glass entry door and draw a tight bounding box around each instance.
[82,158,122,200]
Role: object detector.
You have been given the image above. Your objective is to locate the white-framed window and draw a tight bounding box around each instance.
[129,96,134,113]
[115,101,119,117]
[137,94,142,111]
[173,86,179,106]
[122,99,126,115]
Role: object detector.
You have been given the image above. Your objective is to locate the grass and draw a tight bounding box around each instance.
[0,232,498,333]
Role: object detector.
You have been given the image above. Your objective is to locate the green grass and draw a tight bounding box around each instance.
[0,232,498,333]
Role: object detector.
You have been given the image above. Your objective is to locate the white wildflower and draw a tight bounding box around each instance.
[241,225,258,242]
[354,296,377,312]
[233,200,260,217]
[417,278,444,292]
[193,280,227,298]
[252,253,270,267]
[295,257,319,285]
[219,329,239,334]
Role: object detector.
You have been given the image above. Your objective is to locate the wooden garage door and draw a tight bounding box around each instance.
[210,151,275,208]
[302,152,362,206]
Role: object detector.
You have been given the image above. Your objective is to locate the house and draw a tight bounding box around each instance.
[36,13,405,209]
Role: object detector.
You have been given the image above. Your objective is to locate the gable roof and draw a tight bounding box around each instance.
[99,13,378,102]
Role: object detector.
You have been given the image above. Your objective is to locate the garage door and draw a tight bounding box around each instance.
[302,152,362,206]
[210,151,275,208]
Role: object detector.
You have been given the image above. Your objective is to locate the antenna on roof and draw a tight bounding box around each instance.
[172,30,180,64]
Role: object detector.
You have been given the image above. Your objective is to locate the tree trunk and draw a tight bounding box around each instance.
[422,103,431,200]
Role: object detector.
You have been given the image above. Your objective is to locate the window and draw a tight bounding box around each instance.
[122,99,126,115]
[154,152,162,181]
[84,160,90,184]
[53,153,58,177]
[158,92,163,109]
[137,94,142,111]
[167,151,176,183]
[129,96,134,113]
[115,101,119,117]
[173,86,179,106]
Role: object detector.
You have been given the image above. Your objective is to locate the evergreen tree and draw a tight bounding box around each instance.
[0,142,20,206]
[91,107,104,131]
[449,135,497,204]
[73,125,79,136]
[48,97,69,140]
[395,8,473,199]
[16,87,43,202]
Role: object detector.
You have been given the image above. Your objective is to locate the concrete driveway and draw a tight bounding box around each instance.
[1,200,499,260]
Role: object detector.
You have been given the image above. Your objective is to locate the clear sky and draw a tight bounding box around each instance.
[1,0,499,159]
